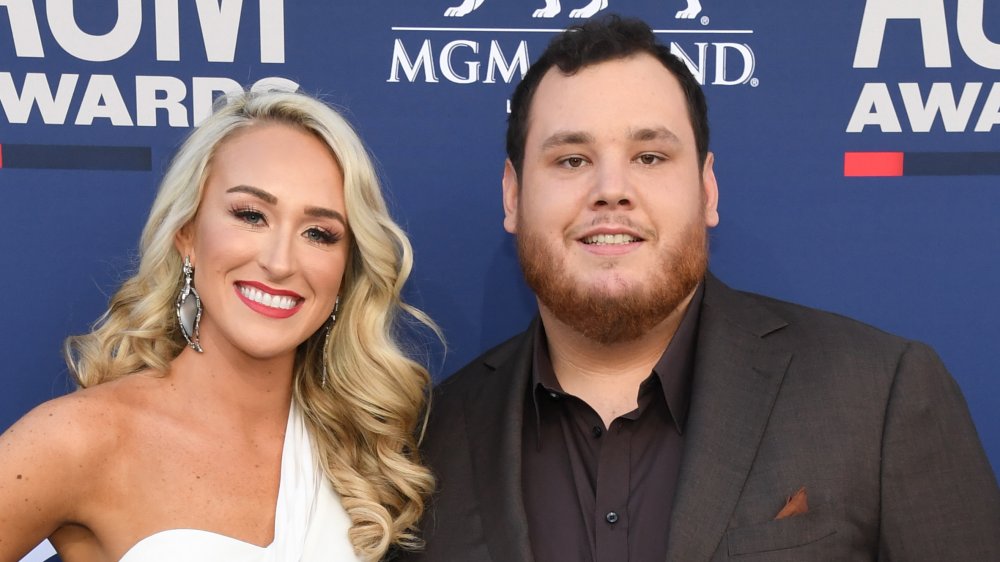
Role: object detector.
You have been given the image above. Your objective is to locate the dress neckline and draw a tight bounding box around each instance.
[120,528,266,559]
[118,401,314,561]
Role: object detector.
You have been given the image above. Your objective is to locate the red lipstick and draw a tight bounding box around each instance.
[234,281,303,319]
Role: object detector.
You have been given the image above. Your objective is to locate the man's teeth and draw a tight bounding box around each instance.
[239,285,298,310]
[583,233,639,245]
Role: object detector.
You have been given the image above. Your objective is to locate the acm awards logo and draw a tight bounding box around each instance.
[387,0,759,97]
[844,0,1000,177]
[0,0,296,131]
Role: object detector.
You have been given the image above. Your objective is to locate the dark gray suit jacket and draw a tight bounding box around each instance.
[403,274,1000,561]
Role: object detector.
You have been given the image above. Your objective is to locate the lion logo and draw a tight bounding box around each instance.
[444,0,703,19]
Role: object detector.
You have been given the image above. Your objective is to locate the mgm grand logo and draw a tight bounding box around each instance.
[441,0,705,20]
[388,0,758,89]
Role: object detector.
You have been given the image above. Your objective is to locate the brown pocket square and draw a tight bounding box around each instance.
[774,487,808,520]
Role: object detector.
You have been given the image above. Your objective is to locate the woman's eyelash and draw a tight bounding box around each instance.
[306,227,342,245]
[229,205,266,226]
[228,206,342,245]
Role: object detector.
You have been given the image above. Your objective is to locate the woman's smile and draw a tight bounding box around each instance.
[234,281,304,318]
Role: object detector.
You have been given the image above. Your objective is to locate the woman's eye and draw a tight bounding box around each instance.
[242,211,264,224]
[232,208,266,226]
[305,228,340,245]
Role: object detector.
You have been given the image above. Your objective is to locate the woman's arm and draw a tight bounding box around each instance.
[0,396,97,562]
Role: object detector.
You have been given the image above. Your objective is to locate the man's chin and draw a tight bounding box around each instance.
[568,270,645,294]
[541,293,659,345]
[518,224,708,345]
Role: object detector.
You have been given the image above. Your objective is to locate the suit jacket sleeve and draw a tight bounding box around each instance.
[878,341,1000,559]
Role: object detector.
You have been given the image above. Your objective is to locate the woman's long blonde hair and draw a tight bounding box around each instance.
[65,90,437,559]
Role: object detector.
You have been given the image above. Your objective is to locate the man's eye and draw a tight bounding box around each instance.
[561,156,586,168]
[637,154,662,165]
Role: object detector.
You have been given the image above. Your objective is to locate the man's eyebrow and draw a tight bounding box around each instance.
[629,126,682,144]
[540,131,596,151]
[305,206,347,226]
[226,185,277,204]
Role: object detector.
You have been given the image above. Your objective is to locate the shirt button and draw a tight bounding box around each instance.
[605,511,619,524]
[592,426,603,438]
[548,392,559,400]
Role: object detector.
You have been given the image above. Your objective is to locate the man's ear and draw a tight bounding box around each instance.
[701,152,720,228]
[502,159,520,234]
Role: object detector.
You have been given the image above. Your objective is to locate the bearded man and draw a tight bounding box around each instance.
[402,16,1000,562]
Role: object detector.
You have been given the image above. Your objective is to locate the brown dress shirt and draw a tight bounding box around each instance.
[521,284,703,562]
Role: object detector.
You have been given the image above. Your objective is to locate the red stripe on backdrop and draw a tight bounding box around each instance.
[844,152,904,177]
[0,144,4,169]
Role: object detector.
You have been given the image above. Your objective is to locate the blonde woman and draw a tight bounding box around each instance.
[0,90,435,561]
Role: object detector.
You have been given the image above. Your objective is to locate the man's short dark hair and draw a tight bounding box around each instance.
[506,15,710,177]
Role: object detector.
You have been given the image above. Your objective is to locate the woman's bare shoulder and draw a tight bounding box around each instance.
[0,384,115,556]
[4,389,113,462]
[6,373,162,443]
[0,374,164,480]
[0,374,164,530]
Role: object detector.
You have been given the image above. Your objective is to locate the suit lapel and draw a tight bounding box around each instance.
[464,323,537,562]
[666,275,792,561]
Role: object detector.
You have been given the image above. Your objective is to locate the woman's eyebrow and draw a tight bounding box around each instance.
[226,185,277,204]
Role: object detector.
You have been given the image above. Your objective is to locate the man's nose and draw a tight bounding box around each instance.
[590,161,636,210]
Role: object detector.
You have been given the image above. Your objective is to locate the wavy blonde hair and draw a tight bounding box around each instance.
[65,90,436,559]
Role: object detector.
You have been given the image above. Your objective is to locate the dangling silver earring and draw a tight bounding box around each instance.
[321,295,340,387]
[175,256,203,353]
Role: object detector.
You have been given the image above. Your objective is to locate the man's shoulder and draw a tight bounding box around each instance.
[708,276,913,352]
[433,329,529,401]
[421,328,530,455]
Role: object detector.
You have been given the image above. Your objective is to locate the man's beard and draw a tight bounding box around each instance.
[517,220,708,345]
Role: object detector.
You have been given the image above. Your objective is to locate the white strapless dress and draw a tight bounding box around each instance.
[119,403,360,561]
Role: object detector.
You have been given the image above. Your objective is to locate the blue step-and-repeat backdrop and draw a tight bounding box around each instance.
[2,1,998,557]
